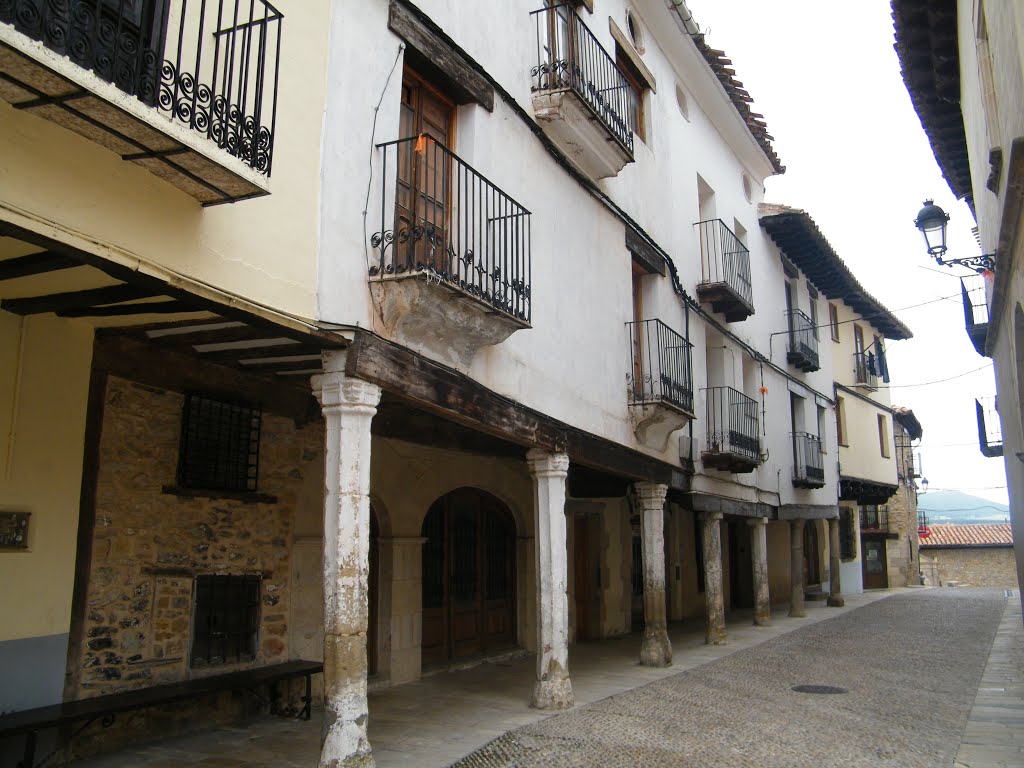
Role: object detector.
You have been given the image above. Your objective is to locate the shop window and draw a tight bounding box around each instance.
[191,574,261,667]
[178,394,261,492]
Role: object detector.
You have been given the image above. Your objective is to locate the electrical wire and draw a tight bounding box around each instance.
[877,363,992,388]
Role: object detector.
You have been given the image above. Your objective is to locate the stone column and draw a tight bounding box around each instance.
[635,482,671,667]
[382,537,426,684]
[526,449,574,710]
[700,511,727,645]
[827,518,845,607]
[747,517,771,626]
[789,518,806,618]
[312,352,381,768]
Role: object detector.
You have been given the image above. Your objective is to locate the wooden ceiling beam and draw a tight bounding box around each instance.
[1,283,162,315]
[0,251,82,281]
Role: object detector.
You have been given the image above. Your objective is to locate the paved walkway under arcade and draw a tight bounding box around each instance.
[74,589,908,767]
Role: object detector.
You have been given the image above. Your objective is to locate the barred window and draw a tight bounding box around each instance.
[191,574,260,667]
[178,394,261,492]
[839,509,856,560]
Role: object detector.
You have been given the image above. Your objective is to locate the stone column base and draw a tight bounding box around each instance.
[754,610,772,627]
[531,667,574,710]
[705,627,728,645]
[640,627,672,667]
[827,594,845,607]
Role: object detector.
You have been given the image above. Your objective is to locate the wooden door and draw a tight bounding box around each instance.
[573,515,597,641]
[449,498,481,658]
[728,520,753,610]
[631,263,645,398]
[862,539,888,589]
[397,69,455,272]
[630,522,643,631]
[803,522,820,586]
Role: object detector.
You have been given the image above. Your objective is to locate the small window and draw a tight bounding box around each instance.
[191,574,261,667]
[829,303,840,341]
[675,83,690,121]
[742,173,754,203]
[625,9,643,50]
[878,414,891,457]
[836,397,847,446]
[816,405,827,452]
[839,509,856,560]
[616,44,648,142]
[808,286,819,340]
[178,394,262,492]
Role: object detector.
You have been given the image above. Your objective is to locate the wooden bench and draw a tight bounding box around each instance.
[0,660,322,768]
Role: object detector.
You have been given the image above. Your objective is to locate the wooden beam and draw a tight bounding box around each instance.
[59,300,191,318]
[388,0,495,112]
[1,283,162,315]
[625,224,666,276]
[0,251,81,281]
[93,334,321,425]
[346,330,684,486]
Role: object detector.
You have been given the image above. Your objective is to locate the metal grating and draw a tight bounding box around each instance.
[178,393,262,492]
[191,574,261,667]
[792,684,848,695]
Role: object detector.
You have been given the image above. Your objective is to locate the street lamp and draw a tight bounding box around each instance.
[913,199,996,273]
[920,477,929,493]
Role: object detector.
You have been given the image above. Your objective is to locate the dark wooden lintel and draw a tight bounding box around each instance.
[59,300,190,318]
[625,225,666,276]
[2,283,162,315]
[0,251,81,281]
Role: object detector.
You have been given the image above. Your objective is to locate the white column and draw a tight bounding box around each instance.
[526,448,574,710]
[827,518,845,607]
[312,352,381,768]
[635,482,671,667]
[789,518,807,618]
[748,517,771,626]
[700,511,727,645]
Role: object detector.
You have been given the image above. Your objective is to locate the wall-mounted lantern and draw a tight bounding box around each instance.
[914,200,995,273]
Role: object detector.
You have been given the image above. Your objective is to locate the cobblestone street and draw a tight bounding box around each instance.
[455,589,1010,768]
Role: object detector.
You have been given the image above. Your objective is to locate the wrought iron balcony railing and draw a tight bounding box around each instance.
[369,135,532,324]
[961,275,990,357]
[702,386,761,471]
[694,219,754,321]
[976,396,1003,458]
[860,506,889,532]
[791,431,825,488]
[1,0,282,176]
[786,309,820,372]
[626,319,693,414]
[530,3,635,153]
[853,351,879,390]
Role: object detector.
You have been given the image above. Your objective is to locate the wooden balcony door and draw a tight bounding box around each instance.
[397,68,455,273]
[420,488,516,667]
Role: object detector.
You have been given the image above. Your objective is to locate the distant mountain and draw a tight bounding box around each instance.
[917,490,1010,524]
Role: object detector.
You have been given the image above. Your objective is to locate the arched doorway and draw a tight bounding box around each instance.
[421,488,517,666]
[803,521,820,586]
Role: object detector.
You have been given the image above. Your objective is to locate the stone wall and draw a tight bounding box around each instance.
[922,547,1019,588]
[70,374,323,755]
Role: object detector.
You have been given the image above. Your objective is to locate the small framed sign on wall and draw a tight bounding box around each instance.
[0,511,30,550]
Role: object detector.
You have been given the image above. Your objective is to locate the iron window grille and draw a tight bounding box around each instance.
[976,396,1003,458]
[791,432,825,487]
[703,386,760,462]
[191,574,260,667]
[785,309,820,371]
[178,393,261,492]
[859,505,889,532]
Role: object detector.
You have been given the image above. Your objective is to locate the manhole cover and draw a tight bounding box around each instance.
[791,684,848,695]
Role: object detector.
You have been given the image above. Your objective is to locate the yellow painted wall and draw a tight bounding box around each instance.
[0,313,93,641]
[0,0,331,320]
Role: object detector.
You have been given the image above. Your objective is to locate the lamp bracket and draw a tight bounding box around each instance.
[935,253,996,273]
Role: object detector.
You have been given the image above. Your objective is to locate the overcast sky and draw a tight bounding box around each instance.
[684,0,1008,506]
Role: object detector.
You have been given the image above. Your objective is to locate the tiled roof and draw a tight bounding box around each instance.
[921,523,1013,548]
[689,33,785,175]
[758,204,913,340]
[891,0,974,209]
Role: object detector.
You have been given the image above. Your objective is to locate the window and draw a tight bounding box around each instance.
[816,405,827,452]
[178,394,262,492]
[878,414,891,457]
[839,509,856,560]
[836,397,847,446]
[616,44,647,142]
[675,83,690,121]
[191,574,261,667]
[829,303,840,341]
[808,285,819,339]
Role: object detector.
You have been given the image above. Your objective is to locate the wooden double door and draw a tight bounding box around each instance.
[421,488,516,666]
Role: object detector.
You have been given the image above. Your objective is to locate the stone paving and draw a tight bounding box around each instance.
[454,589,1008,768]
[69,588,1018,768]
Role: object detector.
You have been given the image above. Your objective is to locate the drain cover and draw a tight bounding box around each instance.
[791,684,848,695]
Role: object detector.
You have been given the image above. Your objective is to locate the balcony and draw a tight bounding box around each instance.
[859,506,890,534]
[529,3,634,179]
[694,219,754,322]
[785,309,819,372]
[976,397,1003,458]
[961,275,990,357]
[701,386,761,473]
[369,135,531,369]
[626,319,694,450]
[0,0,281,204]
[853,351,878,390]
[791,432,825,489]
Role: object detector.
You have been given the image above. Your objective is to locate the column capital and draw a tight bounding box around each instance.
[633,482,669,509]
[526,448,569,477]
[699,510,723,524]
[311,370,382,412]
[747,516,768,529]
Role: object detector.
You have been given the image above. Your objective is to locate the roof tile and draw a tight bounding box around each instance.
[921,523,1013,548]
